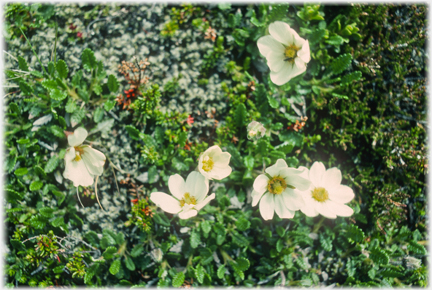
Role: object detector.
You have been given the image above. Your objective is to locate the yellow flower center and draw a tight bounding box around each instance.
[202,156,214,172]
[267,176,287,195]
[311,187,329,202]
[179,193,197,207]
[73,146,85,162]
[284,44,300,62]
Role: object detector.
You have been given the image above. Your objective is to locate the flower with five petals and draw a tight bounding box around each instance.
[257,21,311,86]
[198,145,232,180]
[150,171,215,219]
[251,159,311,220]
[63,127,106,187]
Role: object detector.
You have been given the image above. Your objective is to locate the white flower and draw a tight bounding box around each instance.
[150,171,215,219]
[251,159,311,220]
[297,161,355,219]
[247,121,266,140]
[257,21,311,86]
[198,145,232,180]
[63,127,106,187]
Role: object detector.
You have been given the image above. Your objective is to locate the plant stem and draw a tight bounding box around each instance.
[19,28,48,76]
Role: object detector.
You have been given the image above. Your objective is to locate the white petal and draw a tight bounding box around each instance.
[295,57,306,71]
[265,159,288,176]
[150,192,181,214]
[253,174,269,194]
[316,202,337,219]
[251,189,265,207]
[331,203,354,217]
[328,185,355,204]
[266,51,285,72]
[214,152,231,166]
[63,148,94,187]
[309,161,326,187]
[322,167,342,189]
[185,171,209,201]
[168,174,186,200]
[300,202,319,217]
[270,61,303,86]
[274,194,295,219]
[81,147,106,176]
[283,171,311,191]
[259,193,275,220]
[207,165,232,180]
[257,35,285,57]
[204,145,222,157]
[282,188,305,211]
[178,209,198,219]
[297,40,311,63]
[269,21,295,45]
[194,193,215,211]
[68,127,88,147]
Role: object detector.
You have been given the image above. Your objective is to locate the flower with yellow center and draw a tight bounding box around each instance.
[63,127,106,187]
[296,162,355,219]
[150,172,215,219]
[247,121,266,140]
[198,145,232,180]
[257,21,311,86]
[251,159,311,220]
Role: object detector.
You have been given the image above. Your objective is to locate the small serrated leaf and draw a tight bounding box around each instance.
[14,167,28,176]
[93,107,104,123]
[82,48,97,71]
[267,96,279,108]
[217,265,226,279]
[41,79,58,90]
[71,109,85,125]
[341,71,362,86]
[19,81,33,96]
[104,99,116,111]
[44,156,59,173]
[408,240,426,255]
[330,53,353,75]
[172,272,185,287]
[235,218,251,231]
[50,125,66,138]
[107,75,119,93]
[236,257,250,271]
[234,103,247,127]
[190,231,201,249]
[103,246,118,260]
[39,207,54,218]
[109,260,121,275]
[370,248,389,265]
[130,244,144,258]
[65,99,77,113]
[30,181,43,191]
[56,60,69,79]
[52,217,64,227]
[319,235,333,251]
[125,125,141,140]
[195,264,205,283]
[124,256,135,271]
[17,56,29,72]
[50,89,67,101]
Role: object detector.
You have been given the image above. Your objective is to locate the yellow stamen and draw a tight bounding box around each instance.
[311,187,329,202]
[267,176,287,195]
[202,156,214,172]
[73,146,84,162]
[179,192,197,207]
[284,44,300,62]
[74,154,81,162]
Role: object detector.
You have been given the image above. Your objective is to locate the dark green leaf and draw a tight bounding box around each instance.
[330,53,352,75]
[217,265,226,279]
[56,60,69,79]
[30,181,43,191]
[11,239,26,252]
[19,81,33,96]
[52,217,64,227]
[107,75,119,93]
[42,79,58,90]
[195,264,205,283]
[172,272,185,287]
[109,260,121,275]
[44,155,59,173]
[39,207,54,218]
[130,244,144,258]
[235,218,251,231]
[104,99,116,111]
[17,56,29,71]
[370,248,389,265]
[93,107,104,123]
[71,109,85,124]
[125,125,141,140]
[236,257,250,271]
[234,103,247,127]
[267,96,279,108]
[50,125,65,138]
[14,167,28,176]
[341,71,362,86]
[50,88,67,101]
[103,246,118,260]
[190,231,201,248]
[82,48,97,71]
[408,240,426,255]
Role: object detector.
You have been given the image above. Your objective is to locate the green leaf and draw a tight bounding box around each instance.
[5,153,17,173]
[9,102,20,114]
[17,56,29,72]
[30,215,46,229]
[408,240,426,255]
[116,232,125,245]
[71,109,85,124]
[381,269,403,278]
[109,260,121,275]
[31,71,43,78]
[48,61,56,75]
[276,226,286,238]
[93,84,102,96]
[50,125,65,138]
[267,96,279,108]
[309,28,327,45]
[103,246,118,260]
[153,213,170,227]
[217,265,226,279]
[50,88,67,101]
[84,264,99,284]
[346,224,365,244]
[102,229,118,246]
[235,218,251,231]
[346,259,356,277]
[172,272,185,287]
[6,189,24,203]
[370,248,389,265]
[19,81,33,96]
[125,125,141,140]
[172,157,188,172]
[104,99,116,111]
[56,60,69,79]
[319,235,333,251]
[276,239,284,252]
[93,107,104,123]
[41,79,58,90]
[44,155,59,173]
[72,70,83,87]
[236,257,250,271]
[330,53,352,75]
[124,256,135,271]
[11,239,26,252]
[52,217,64,227]
[340,71,362,86]
[107,75,119,93]
[331,93,349,100]
[368,268,376,279]
[130,244,144,258]
[30,181,43,191]
[296,257,308,270]
[39,207,54,218]
[201,220,211,234]
[82,48,97,71]
[65,98,77,113]
[190,231,201,248]
[325,35,347,45]
[234,103,247,127]
[195,264,205,284]
[231,231,249,247]
[14,167,28,176]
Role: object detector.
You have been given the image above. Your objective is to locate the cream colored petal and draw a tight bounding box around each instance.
[185,171,209,201]
[168,174,186,200]
[68,127,88,147]
[316,202,337,219]
[283,171,311,191]
[265,159,288,177]
[270,61,303,86]
[328,185,355,204]
[253,174,269,194]
[297,40,311,63]
[63,154,94,187]
[194,193,215,210]
[214,152,231,166]
[178,209,198,219]
[309,161,326,187]
[331,203,354,217]
[293,34,306,47]
[274,194,295,219]
[251,189,265,207]
[257,35,285,57]
[269,21,295,45]
[150,192,181,214]
[81,147,106,176]
[259,193,275,220]
[295,57,306,71]
[300,201,319,217]
[205,145,222,157]
[282,188,305,211]
[266,51,286,72]
[207,165,232,180]
[322,167,342,189]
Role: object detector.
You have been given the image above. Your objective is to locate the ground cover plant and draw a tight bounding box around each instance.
[3,2,428,287]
